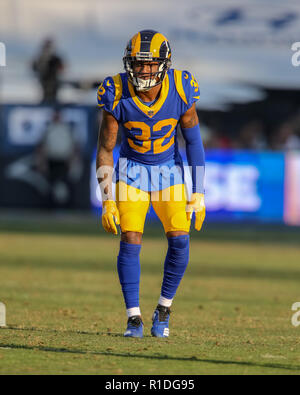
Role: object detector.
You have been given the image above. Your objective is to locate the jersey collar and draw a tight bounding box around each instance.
[127,74,169,118]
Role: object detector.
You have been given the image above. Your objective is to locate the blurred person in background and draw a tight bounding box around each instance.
[35,110,83,208]
[32,38,65,103]
[202,128,232,149]
[271,118,300,151]
[236,120,267,150]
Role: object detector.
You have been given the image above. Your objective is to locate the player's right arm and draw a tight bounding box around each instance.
[96,109,120,235]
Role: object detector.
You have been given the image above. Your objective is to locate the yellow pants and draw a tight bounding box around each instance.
[116,181,191,234]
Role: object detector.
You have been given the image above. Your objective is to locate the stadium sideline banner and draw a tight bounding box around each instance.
[91,148,293,225]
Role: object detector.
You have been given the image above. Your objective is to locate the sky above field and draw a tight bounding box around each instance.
[0,0,299,107]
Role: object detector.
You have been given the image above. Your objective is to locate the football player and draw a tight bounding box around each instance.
[96,30,205,337]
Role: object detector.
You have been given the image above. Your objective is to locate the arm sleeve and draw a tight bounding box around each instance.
[181,124,205,194]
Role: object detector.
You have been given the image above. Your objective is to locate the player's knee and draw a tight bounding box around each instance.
[121,231,142,244]
[167,230,188,238]
[168,234,189,253]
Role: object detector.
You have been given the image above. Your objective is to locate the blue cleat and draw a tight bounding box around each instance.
[151,305,171,337]
[124,315,144,338]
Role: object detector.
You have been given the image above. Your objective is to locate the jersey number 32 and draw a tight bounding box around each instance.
[124,119,177,154]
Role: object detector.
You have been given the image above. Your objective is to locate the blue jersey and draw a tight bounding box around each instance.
[97,69,200,165]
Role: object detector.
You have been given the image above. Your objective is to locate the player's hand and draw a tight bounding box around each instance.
[102,200,120,235]
[186,193,206,231]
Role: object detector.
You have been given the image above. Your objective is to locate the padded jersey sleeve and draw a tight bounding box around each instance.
[97,75,122,121]
[181,70,200,108]
[174,69,200,115]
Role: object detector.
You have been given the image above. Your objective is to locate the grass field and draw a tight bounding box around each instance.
[1,215,300,375]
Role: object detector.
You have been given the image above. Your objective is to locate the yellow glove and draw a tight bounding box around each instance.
[102,200,120,235]
[186,193,206,231]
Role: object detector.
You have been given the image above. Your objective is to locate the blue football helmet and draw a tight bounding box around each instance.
[123,29,171,91]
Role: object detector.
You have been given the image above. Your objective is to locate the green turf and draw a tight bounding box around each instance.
[1,211,300,244]
[1,227,300,375]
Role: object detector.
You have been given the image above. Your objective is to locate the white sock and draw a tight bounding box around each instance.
[126,307,141,318]
[158,296,173,308]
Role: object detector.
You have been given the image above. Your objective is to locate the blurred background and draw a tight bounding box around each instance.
[0,0,300,233]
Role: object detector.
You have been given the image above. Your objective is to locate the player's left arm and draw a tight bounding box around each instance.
[180,103,206,231]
